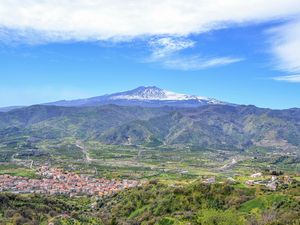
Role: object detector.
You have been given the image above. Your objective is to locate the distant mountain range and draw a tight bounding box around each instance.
[0,104,299,151]
[0,86,299,151]
[0,106,24,112]
[0,86,227,112]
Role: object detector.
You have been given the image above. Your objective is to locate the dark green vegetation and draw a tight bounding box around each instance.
[99,180,300,224]
[0,193,102,225]
[0,180,299,225]
[0,104,300,150]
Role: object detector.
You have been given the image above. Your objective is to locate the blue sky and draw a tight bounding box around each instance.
[0,1,300,109]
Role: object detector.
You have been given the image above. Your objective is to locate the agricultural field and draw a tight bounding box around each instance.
[0,136,299,180]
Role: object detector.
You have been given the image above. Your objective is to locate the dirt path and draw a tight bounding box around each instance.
[11,153,34,168]
[75,141,153,169]
[76,141,92,163]
[11,153,20,162]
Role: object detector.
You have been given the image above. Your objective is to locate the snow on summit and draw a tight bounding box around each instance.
[110,86,219,102]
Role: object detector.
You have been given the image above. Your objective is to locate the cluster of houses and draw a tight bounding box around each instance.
[245,172,293,190]
[200,172,295,191]
[0,166,139,196]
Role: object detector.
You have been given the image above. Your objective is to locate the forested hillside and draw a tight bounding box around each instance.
[0,105,299,150]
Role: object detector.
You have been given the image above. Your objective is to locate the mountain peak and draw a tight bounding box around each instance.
[135,86,161,90]
[109,86,221,103]
[130,86,164,94]
[43,86,227,108]
[114,86,167,100]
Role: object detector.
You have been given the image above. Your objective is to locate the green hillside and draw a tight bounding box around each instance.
[0,180,299,224]
[1,104,299,151]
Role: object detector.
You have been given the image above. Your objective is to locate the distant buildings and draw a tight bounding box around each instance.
[202,177,216,184]
[245,180,255,186]
[0,166,139,197]
[245,173,294,191]
[250,172,262,178]
[266,182,277,191]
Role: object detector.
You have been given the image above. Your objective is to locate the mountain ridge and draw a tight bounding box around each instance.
[0,104,299,151]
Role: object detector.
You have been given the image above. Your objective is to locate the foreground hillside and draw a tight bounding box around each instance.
[99,180,300,224]
[0,104,300,150]
[0,180,299,224]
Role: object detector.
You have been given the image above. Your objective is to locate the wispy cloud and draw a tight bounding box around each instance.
[149,37,195,59]
[268,18,300,83]
[0,1,300,43]
[162,56,243,71]
[147,37,242,70]
[269,18,300,73]
[273,74,300,83]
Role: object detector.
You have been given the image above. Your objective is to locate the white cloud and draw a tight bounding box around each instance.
[149,37,195,59]
[1,1,299,71]
[268,18,300,82]
[147,37,242,70]
[0,0,300,43]
[161,55,243,71]
[269,18,300,73]
[273,74,300,83]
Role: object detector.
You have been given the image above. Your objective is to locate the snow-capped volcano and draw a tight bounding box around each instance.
[109,86,222,103]
[44,86,227,107]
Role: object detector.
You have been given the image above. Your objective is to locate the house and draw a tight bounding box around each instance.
[203,177,216,184]
[250,172,262,178]
[266,182,277,191]
[245,180,255,186]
